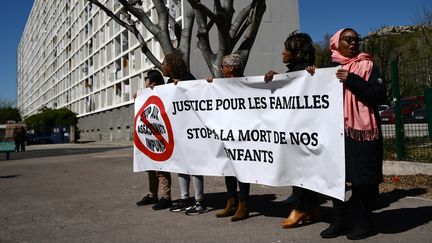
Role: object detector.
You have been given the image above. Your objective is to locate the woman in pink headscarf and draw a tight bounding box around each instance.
[320,28,386,240]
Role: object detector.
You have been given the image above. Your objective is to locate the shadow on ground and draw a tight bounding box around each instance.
[178,192,289,218]
[318,188,432,234]
[376,188,428,210]
[0,174,21,179]
[373,188,432,233]
[0,146,130,161]
[374,206,432,234]
[202,187,431,233]
[201,192,298,219]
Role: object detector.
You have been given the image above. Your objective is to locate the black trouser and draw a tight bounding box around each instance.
[225,176,250,201]
[331,184,379,226]
[292,186,319,211]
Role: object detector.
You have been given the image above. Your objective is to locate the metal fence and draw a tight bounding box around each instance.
[381,58,432,162]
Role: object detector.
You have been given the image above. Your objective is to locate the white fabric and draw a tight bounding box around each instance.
[134,67,346,200]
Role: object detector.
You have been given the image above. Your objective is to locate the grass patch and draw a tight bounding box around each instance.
[384,137,432,162]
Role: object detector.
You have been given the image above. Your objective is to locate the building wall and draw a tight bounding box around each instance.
[77,104,134,142]
[18,0,166,119]
[18,0,299,142]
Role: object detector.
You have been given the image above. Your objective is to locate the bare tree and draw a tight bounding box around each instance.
[0,98,15,108]
[188,0,266,75]
[87,0,266,77]
[363,34,404,100]
[87,0,193,69]
[413,4,432,50]
[414,4,432,26]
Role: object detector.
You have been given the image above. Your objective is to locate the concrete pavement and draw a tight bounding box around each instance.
[0,143,431,242]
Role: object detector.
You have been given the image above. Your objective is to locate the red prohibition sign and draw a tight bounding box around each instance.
[134,95,174,161]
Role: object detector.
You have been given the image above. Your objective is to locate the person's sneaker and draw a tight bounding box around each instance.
[152,197,172,210]
[136,195,157,206]
[170,199,192,212]
[185,201,209,215]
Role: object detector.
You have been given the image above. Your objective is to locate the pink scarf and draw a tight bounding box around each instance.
[330,29,379,141]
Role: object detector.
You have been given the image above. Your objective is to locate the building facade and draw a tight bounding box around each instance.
[17,0,299,142]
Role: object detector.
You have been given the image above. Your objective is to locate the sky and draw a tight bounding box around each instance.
[299,0,431,43]
[0,0,34,105]
[1,0,431,106]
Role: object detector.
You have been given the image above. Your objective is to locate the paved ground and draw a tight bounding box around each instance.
[1,143,431,242]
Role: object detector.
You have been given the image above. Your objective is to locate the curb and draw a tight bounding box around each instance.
[384,160,432,175]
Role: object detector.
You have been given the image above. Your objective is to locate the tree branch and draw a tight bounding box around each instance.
[169,15,182,41]
[117,0,159,35]
[205,19,215,32]
[194,9,217,75]
[88,0,161,68]
[187,0,220,26]
[151,0,175,54]
[88,0,131,32]
[236,0,266,71]
[126,0,142,6]
[229,3,252,38]
[178,8,195,67]
[220,0,234,10]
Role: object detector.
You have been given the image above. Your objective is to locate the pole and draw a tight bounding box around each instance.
[391,61,405,160]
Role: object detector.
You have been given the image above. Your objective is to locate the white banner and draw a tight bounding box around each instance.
[134,67,346,200]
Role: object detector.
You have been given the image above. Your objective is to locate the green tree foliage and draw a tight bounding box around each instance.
[364,27,432,99]
[24,107,77,132]
[0,107,21,124]
[314,33,332,68]
[313,23,432,101]
[0,98,21,123]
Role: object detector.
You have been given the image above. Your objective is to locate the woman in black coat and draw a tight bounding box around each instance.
[265,31,321,229]
[320,28,386,240]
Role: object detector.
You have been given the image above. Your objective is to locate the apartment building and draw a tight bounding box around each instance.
[17,0,299,142]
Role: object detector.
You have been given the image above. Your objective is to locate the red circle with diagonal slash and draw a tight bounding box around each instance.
[134,95,174,161]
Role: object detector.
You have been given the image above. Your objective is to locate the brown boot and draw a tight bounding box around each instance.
[215,198,237,218]
[231,200,248,221]
[281,209,310,228]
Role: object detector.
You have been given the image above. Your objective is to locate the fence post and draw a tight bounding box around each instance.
[425,88,432,141]
[391,61,405,159]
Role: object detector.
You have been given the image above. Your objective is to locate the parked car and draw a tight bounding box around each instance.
[411,106,428,123]
[380,96,424,124]
[380,108,395,124]
[377,104,390,116]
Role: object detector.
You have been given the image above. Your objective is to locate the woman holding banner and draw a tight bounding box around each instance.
[161,52,208,215]
[136,70,173,210]
[320,28,386,240]
[162,52,196,84]
[265,31,322,229]
[264,31,320,228]
[213,54,251,222]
